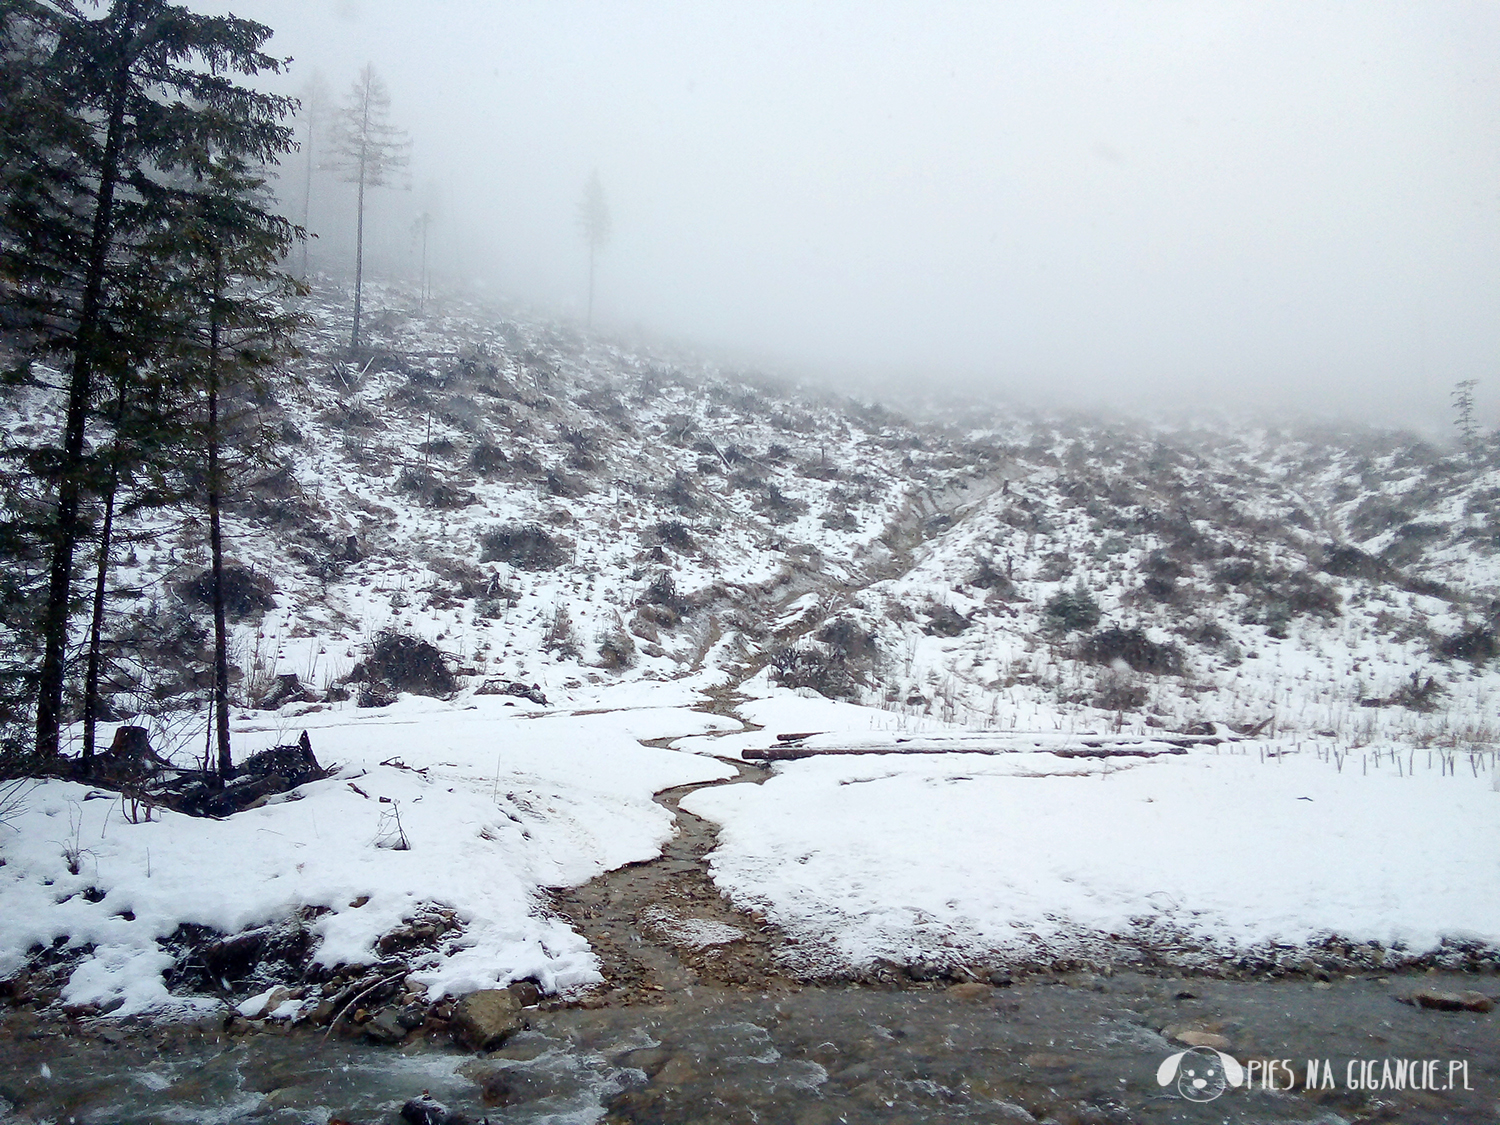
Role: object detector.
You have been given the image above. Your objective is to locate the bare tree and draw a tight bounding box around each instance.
[578,170,611,327]
[293,71,331,280]
[1452,379,1480,462]
[411,209,433,311]
[325,64,409,350]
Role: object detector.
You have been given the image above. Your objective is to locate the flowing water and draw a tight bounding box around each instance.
[0,969,1496,1123]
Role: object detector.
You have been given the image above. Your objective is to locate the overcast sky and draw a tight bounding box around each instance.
[209,1,1500,429]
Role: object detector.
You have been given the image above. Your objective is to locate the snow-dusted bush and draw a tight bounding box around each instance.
[1078,627,1183,676]
[365,631,455,698]
[479,524,569,570]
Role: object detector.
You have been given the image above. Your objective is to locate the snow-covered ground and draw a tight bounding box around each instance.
[2,682,1495,1017]
[0,688,735,1016]
[683,689,1500,976]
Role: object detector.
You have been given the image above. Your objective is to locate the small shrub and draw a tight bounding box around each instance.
[1078,627,1183,676]
[1044,582,1101,633]
[469,441,510,475]
[479,524,569,570]
[365,631,455,697]
[181,565,277,618]
[1438,625,1498,664]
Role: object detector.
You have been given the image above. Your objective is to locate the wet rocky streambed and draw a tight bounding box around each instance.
[1,969,1497,1124]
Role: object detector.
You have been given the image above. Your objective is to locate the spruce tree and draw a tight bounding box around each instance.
[166,151,301,778]
[0,0,296,760]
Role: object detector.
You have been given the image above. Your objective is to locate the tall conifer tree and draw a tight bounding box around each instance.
[0,0,296,759]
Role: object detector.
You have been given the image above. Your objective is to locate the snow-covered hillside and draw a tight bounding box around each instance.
[2,276,1498,1017]
[26,275,1492,755]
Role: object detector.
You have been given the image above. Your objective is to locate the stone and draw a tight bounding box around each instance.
[1402,989,1495,1013]
[451,989,523,1050]
[400,1094,476,1125]
[945,982,992,1001]
[1173,1029,1232,1050]
[653,1054,699,1086]
[364,1006,407,1044]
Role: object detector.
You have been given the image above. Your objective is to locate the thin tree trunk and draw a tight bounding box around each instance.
[82,366,133,767]
[299,111,313,279]
[207,254,233,779]
[36,4,137,759]
[81,460,120,768]
[587,242,595,327]
[350,157,365,351]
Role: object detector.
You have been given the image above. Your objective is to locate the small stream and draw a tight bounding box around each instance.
[1,970,1496,1123]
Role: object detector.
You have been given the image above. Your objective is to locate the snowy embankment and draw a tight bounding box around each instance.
[682,690,1500,976]
[0,691,735,1016]
[3,682,1497,1020]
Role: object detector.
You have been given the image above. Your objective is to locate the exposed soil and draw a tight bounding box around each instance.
[545,688,804,1003]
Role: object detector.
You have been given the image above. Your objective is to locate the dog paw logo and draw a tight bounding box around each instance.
[1156,1046,1245,1102]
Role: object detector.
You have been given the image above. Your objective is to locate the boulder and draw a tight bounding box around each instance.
[1402,989,1495,1013]
[451,989,522,1051]
[363,1005,407,1044]
[400,1095,476,1125]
